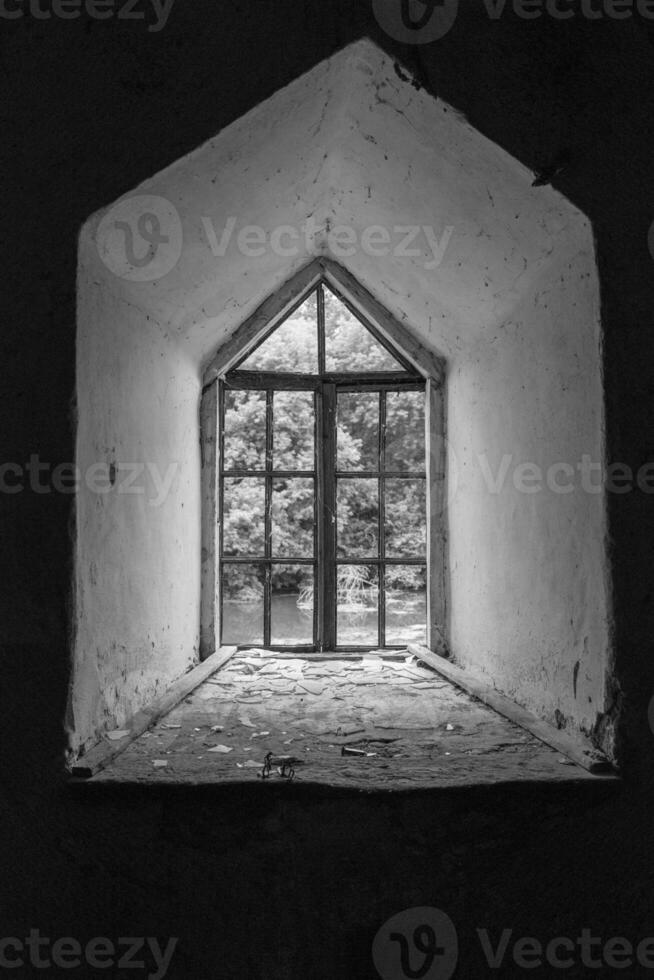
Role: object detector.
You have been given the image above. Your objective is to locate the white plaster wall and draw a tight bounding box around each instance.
[72,38,611,754]
[71,252,201,753]
[447,242,609,735]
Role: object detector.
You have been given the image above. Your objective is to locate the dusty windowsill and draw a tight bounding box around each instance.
[71,652,619,791]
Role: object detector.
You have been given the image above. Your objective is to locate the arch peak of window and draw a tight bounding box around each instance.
[229,281,419,380]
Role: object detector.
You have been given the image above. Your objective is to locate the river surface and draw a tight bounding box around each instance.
[222,591,426,647]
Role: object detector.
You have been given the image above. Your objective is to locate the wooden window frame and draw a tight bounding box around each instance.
[200,258,446,658]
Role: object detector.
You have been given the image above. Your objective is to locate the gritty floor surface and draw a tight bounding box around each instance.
[91,652,610,789]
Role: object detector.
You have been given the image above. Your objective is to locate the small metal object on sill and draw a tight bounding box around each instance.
[259,752,302,781]
[341,746,366,757]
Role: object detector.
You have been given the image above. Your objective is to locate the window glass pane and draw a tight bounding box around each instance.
[323,286,403,372]
[271,565,314,645]
[221,563,265,645]
[273,390,314,471]
[223,390,266,471]
[337,391,379,471]
[384,565,427,646]
[237,292,318,373]
[337,478,379,558]
[336,564,379,646]
[385,390,425,472]
[222,477,265,556]
[271,478,314,558]
[384,479,426,558]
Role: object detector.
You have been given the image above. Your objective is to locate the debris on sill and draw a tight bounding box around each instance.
[90,651,610,789]
[106,730,130,741]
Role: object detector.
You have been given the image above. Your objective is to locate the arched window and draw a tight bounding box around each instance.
[201,260,445,655]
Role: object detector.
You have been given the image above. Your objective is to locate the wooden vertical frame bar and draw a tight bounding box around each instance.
[315,287,324,650]
[317,283,325,375]
[312,389,319,649]
[426,377,446,652]
[321,382,337,651]
[264,389,273,647]
[200,379,219,659]
[316,386,326,651]
[378,389,386,648]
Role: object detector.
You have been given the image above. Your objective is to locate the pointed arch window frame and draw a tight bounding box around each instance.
[230,279,415,381]
[200,258,447,657]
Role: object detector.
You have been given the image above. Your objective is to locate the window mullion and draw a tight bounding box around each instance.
[317,283,325,375]
[379,389,386,648]
[313,389,319,650]
[216,382,225,649]
[320,382,337,651]
[264,389,273,647]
